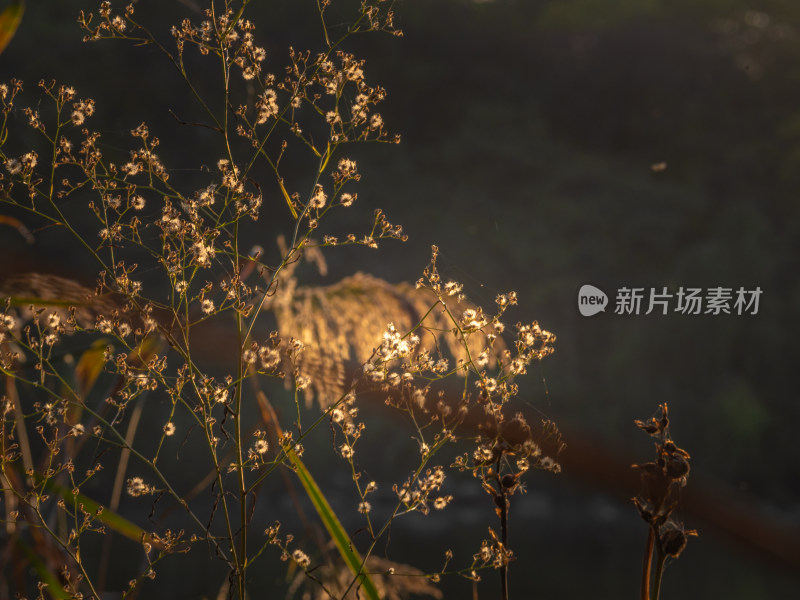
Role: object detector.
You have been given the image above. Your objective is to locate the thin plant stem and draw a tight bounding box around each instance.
[641,527,654,600]
[497,468,509,600]
[651,545,667,600]
[98,397,145,594]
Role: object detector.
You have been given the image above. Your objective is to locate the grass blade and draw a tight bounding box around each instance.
[15,538,72,600]
[43,479,151,544]
[287,448,380,600]
[0,0,23,56]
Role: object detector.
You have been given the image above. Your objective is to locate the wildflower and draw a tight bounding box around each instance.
[254,439,269,454]
[369,113,384,129]
[478,378,498,393]
[339,192,355,207]
[192,241,214,267]
[26,109,42,128]
[201,299,215,314]
[366,481,378,493]
[428,466,445,488]
[71,424,85,437]
[366,364,385,382]
[122,162,142,175]
[264,522,280,539]
[164,422,176,436]
[345,63,364,81]
[291,549,310,568]
[540,456,561,473]
[358,501,371,514]
[175,280,188,293]
[143,316,157,333]
[258,346,280,369]
[477,541,492,563]
[337,158,357,178]
[522,439,541,457]
[134,373,152,389]
[256,89,279,124]
[131,122,148,138]
[105,194,121,210]
[461,308,487,330]
[198,185,216,206]
[340,444,353,459]
[5,158,21,174]
[111,15,126,31]
[126,477,152,497]
[59,137,73,153]
[71,99,94,124]
[325,78,339,95]
[433,496,452,510]
[114,321,131,337]
[474,446,493,463]
[97,318,114,334]
[21,152,37,169]
[510,357,526,375]
[309,184,326,209]
[213,387,228,404]
[396,485,412,504]
[130,195,146,210]
[444,281,462,296]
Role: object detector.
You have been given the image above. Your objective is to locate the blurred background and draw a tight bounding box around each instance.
[1,0,799,598]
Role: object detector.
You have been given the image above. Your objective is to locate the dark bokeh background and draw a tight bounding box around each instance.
[2,0,799,598]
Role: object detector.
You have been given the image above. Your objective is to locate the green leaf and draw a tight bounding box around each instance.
[0,0,24,56]
[15,538,72,600]
[287,448,381,600]
[5,296,84,308]
[74,338,110,400]
[43,479,151,544]
[126,333,163,370]
[278,177,298,219]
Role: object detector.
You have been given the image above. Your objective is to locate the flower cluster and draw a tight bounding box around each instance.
[393,465,451,515]
[0,2,564,598]
[633,403,698,559]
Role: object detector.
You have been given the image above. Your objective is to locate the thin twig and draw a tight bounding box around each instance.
[641,527,654,600]
[651,545,667,600]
